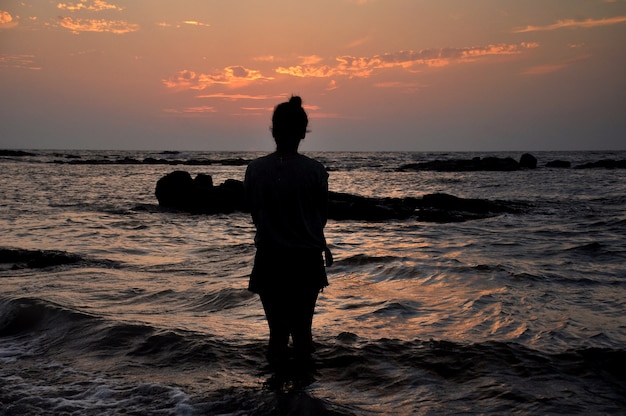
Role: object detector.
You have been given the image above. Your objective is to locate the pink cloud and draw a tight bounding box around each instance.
[514,16,626,33]
[58,17,139,34]
[164,66,274,91]
[0,54,41,70]
[162,105,217,116]
[275,43,537,79]
[57,1,123,12]
[0,10,18,29]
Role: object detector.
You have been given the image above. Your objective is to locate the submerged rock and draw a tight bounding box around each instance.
[0,150,36,157]
[546,160,571,168]
[0,248,83,269]
[574,159,626,169]
[398,155,527,172]
[54,157,251,166]
[155,171,526,222]
[327,192,417,221]
[416,193,523,223]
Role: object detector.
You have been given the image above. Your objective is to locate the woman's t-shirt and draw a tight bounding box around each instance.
[244,153,328,251]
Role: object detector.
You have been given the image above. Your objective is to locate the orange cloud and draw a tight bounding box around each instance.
[157,20,210,29]
[196,93,281,101]
[57,1,123,12]
[0,54,41,70]
[58,17,139,34]
[182,20,210,27]
[164,67,274,91]
[276,43,537,79]
[0,10,18,29]
[275,64,337,78]
[163,106,217,116]
[514,16,626,33]
[299,55,324,65]
[240,107,272,111]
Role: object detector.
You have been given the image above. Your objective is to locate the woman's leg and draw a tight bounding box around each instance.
[289,288,319,365]
[260,291,290,368]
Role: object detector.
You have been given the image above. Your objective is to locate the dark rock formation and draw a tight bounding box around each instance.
[0,248,82,269]
[54,157,250,166]
[546,160,571,168]
[574,159,626,169]
[155,171,195,209]
[519,153,538,169]
[155,171,526,222]
[155,171,247,214]
[398,155,527,172]
[327,192,417,221]
[0,150,36,157]
[416,193,523,223]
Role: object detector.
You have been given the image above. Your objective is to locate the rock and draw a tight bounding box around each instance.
[546,160,571,168]
[519,153,538,169]
[155,171,197,210]
[415,193,523,222]
[0,150,36,157]
[426,193,521,213]
[574,159,626,169]
[193,173,213,189]
[155,171,248,214]
[0,248,82,268]
[154,171,526,222]
[53,157,251,166]
[210,179,248,214]
[328,192,416,221]
[398,156,521,172]
[483,157,520,171]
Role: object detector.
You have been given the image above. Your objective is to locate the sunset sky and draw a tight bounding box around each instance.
[1,1,625,151]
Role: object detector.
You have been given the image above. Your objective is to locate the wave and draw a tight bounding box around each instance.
[187,287,256,313]
[0,297,94,337]
[0,247,120,270]
[3,296,625,383]
[2,295,625,414]
[335,254,399,266]
[0,296,258,366]
[371,300,422,318]
[313,338,626,414]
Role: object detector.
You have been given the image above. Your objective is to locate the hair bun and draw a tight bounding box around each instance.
[289,96,302,107]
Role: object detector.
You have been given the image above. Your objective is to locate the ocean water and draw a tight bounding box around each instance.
[1,150,625,415]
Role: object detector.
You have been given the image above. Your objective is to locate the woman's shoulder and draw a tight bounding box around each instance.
[247,154,273,169]
[299,154,326,169]
[247,153,326,175]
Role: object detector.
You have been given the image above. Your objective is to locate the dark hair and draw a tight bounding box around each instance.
[271,96,308,144]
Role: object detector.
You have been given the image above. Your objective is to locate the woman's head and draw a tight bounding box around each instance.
[271,96,308,150]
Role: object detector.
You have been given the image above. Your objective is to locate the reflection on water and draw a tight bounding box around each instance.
[1,151,626,414]
[2,158,625,352]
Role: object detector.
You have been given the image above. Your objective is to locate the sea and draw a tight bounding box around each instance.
[1,150,625,415]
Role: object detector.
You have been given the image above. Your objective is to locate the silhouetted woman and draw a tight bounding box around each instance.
[244,96,330,375]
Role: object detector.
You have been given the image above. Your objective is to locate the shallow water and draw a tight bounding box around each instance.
[1,150,625,414]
